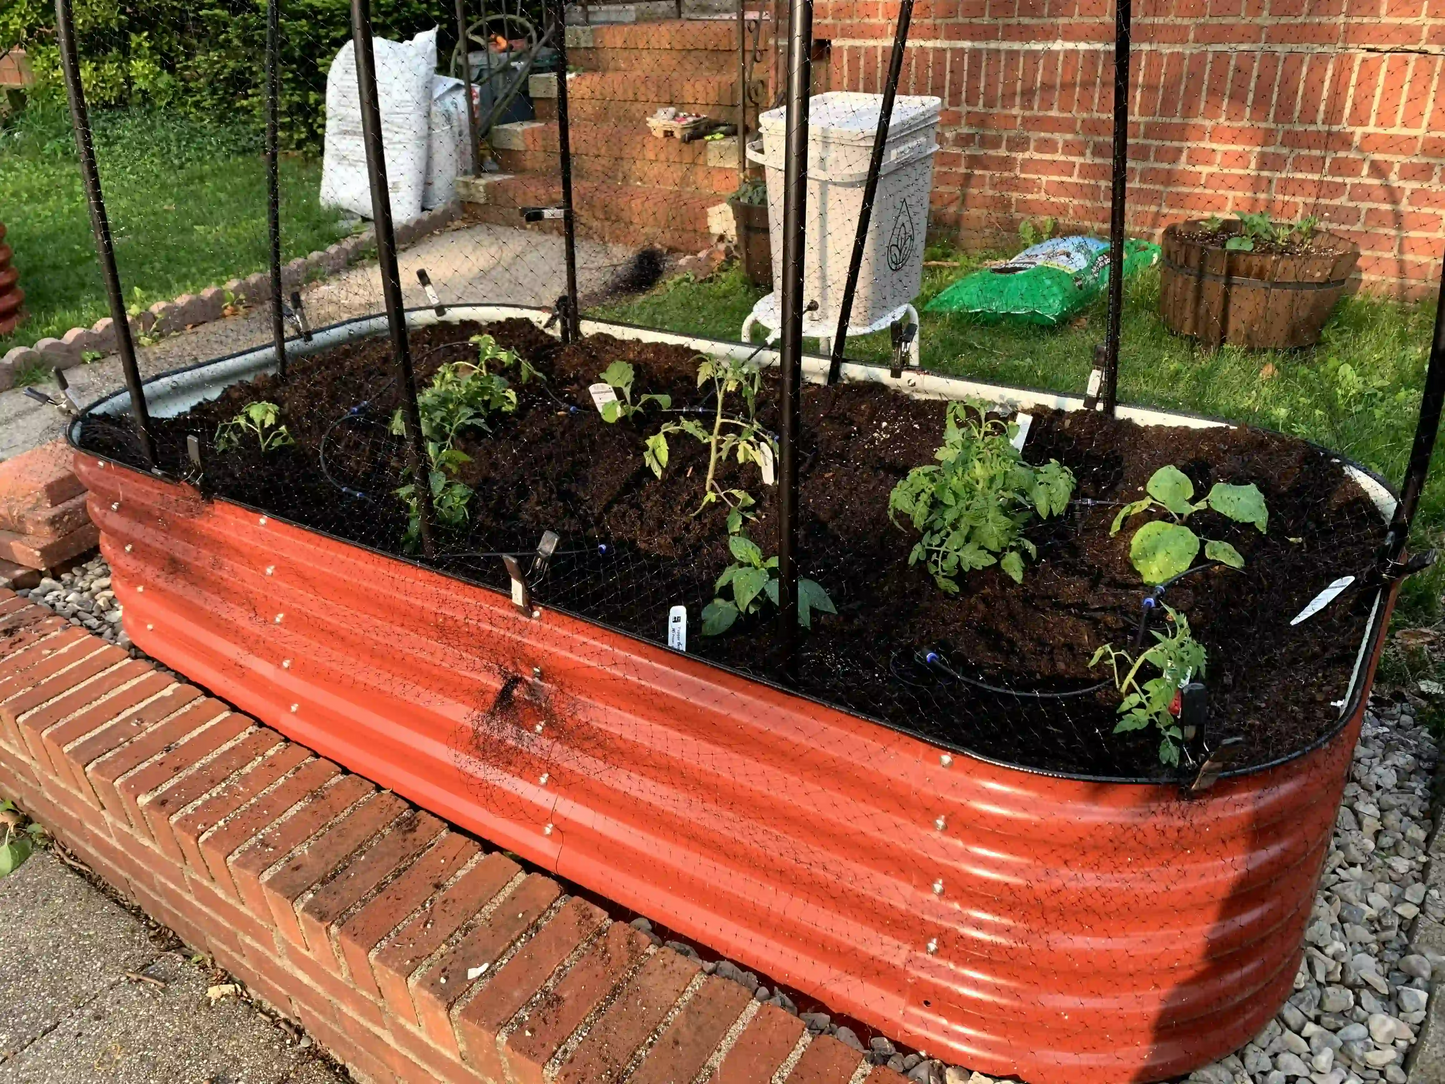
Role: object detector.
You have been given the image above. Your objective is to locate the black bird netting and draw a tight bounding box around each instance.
[21,0,1442,783]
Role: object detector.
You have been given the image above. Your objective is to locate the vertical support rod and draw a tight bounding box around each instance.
[455,0,483,173]
[266,0,288,382]
[827,0,912,384]
[1385,255,1445,566]
[54,0,156,467]
[351,0,435,556]
[775,0,812,652]
[738,0,748,192]
[1099,0,1131,416]
[552,0,581,342]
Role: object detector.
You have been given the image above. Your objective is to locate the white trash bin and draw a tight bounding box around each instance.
[750,92,941,331]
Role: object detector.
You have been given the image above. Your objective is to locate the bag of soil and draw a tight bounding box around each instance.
[925,236,1161,326]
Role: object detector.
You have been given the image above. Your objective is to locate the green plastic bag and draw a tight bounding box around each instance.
[925,236,1161,326]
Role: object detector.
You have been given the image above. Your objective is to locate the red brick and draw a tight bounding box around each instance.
[7,494,90,543]
[335,832,479,993]
[0,629,100,704]
[0,522,100,570]
[85,697,229,817]
[371,850,521,1027]
[1,643,125,732]
[0,615,67,665]
[714,1004,807,1084]
[296,809,446,966]
[457,896,609,1079]
[172,743,315,880]
[257,789,405,947]
[17,657,151,769]
[115,713,253,836]
[786,1034,865,1083]
[629,976,755,1084]
[556,948,701,1084]
[140,727,285,858]
[0,442,84,512]
[864,1068,911,1084]
[411,872,562,1054]
[500,921,651,1084]
[58,683,200,800]
[224,771,373,910]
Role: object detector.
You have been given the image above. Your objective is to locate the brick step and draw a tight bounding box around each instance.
[566,19,743,52]
[532,69,736,106]
[494,120,741,170]
[535,93,736,125]
[570,46,738,74]
[495,148,738,196]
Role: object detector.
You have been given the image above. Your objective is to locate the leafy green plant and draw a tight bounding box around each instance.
[888,402,1075,591]
[0,798,44,878]
[1110,465,1268,583]
[1018,216,1057,248]
[1090,605,1207,767]
[701,531,835,636]
[12,360,51,388]
[730,177,768,206]
[214,401,294,453]
[1215,211,1320,252]
[646,355,774,524]
[596,360,671,423]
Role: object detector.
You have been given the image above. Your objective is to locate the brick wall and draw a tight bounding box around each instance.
[0,588,904,1084]
[812,0,1445,296]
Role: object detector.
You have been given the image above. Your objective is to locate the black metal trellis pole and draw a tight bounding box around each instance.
[775,0,812,654]
[1098,0,1131,416]
[826,0,913,386]
[350,0,435,557]
[552,0,581,342]
[266,0,288,382]
[1384,256,1445,569]
[54,0,156,467]
[455,0,483,173]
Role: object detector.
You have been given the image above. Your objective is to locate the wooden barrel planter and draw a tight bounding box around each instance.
[0,224,24,337]
[730,198,772,289]
[68,307,1399,1083]
[1159,219,1359,350]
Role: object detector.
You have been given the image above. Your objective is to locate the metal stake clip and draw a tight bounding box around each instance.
[285,291,313,342]
[501,554,531,612]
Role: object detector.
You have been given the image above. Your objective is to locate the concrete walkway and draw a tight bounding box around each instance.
[0,222,631,462]
[0,849,349,1084]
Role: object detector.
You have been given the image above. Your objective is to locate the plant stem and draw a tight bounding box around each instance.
[701,374,726,509]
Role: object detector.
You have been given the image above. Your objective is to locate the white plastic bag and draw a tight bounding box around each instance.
[423,75,471,210]
[320,27,437,224]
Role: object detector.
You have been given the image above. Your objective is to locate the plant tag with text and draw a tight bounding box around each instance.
[589,383,618,415]
[668,605,687,651]
[1290,575,1355,626]
[758,442,775,486]
[1010,412,1033,451]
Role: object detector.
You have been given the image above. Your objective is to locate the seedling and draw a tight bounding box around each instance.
[215,401,294,453]
[888,401,1075,590]
[1207,211,1320,252]
[596,361,671,423]
[1111,465,1268,584]
[1091,605,1207,767]
[701,531,835,635]
[646,355,774,521]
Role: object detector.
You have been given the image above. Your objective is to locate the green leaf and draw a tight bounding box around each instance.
[701,599,738,636]
[731,567,771,613]
[1224,235,1254,252]
[726,508,743,535]
[999,551,1025,583]
[644,433,669,477]
[1113,711,1152,733]
[1129,521,1201,584]
[1146,466,1196,516]
[797,578,835,629]
[600,400,623,424]
[1159,737,1181,766]
[1111,498,1152,536]
[1206,482,1268,533]
[600,360,634,392]
[715,564,740,591]
[0,837,32,878]
[1203,539,1245,569]
[728,534,763,566]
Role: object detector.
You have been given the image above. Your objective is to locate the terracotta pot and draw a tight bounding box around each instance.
[729,198,772,289]
[1159,219,1359,350]
[0,224,25,337]
[68,307,1398,1084]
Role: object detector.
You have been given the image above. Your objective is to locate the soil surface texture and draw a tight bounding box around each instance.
[78,320,1386,780]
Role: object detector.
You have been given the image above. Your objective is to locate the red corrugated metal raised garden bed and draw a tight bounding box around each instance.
[68,306,1400,1084]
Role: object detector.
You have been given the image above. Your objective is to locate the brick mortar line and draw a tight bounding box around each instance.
[542,941,660,1079]
[496,915,614,1050]
[288,803,413,915]
[104,709,235,790]
[56,684,192,763]
[697,997,762,1084]
[321,826,455,965]
[25,667,159,739]
[13,658,137,727]
[134,724,262,811]
[616,968,710,1084]
[364,847,492,969]
[193,755,323,850]
[244,783,378,885]
[449,892,571,1025]
[409,869,530,994]
[770,1030,812,1084]
[1,641,111,705]
[159,741,292,827]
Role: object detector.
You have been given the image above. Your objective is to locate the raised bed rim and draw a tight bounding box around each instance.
[67,303,1399,786]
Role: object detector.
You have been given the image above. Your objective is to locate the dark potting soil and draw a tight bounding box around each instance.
[78,320,1387,780]
[1173,221,1356,259]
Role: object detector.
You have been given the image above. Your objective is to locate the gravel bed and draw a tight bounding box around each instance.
[14,556,1444,1084]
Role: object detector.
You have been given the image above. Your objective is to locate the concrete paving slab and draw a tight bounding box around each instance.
[0,851,157,1061]
[0,937,346,1084]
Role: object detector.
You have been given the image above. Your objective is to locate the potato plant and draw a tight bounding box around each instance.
[1111,465,1268,584]
[214,401,293,454]
[702,531,835,636]
[888,401,1075,590]
[1090,605,1206,767]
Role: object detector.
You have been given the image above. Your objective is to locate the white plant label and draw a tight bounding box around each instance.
[668,605,688,651]
[1086,368,1102,399]
[1290,575,1355,626]
[758,442,776,486]
[422,281,442,309]
[1010,412,1033,451]
[511,577,526,608]
[589,383,618,415]
[537,207,566,220]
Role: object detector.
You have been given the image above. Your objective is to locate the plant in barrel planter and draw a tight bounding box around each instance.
[729,176,772,289]
[1159,212,1360,349]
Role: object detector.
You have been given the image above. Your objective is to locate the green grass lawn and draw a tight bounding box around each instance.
[0,104,349,353]
[592,247,1445,627]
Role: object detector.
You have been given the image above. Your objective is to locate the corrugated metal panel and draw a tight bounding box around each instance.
[76,454,1387,1084]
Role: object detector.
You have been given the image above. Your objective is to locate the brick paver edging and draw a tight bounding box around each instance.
[0,587,904,1084]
